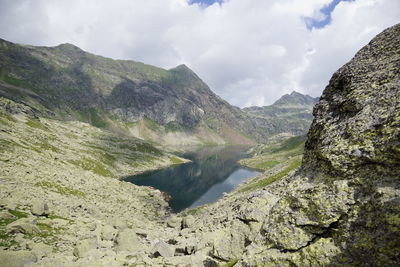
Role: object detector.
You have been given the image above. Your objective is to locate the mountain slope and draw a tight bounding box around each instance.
[243,91,318,138]
[0,39,260,145]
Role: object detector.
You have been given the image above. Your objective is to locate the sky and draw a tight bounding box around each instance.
[0,0,398,107]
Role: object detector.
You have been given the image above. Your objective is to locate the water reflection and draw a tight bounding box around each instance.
[124,146,260,212]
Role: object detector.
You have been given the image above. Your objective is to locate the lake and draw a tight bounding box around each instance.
[124,146,260,212]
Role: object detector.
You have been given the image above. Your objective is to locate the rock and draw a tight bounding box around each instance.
[114,228,141,252]
[167,215,182,229]
[31,200,49,216]
[0,250,37,267]
[0,210,16,220]
[6,218,40,234]
[73,239,98,258]
[101,224,118,241]
[153,240,174,258]
[28,242,53,259]
[181,215,195,229]
[203,257,218,267]
[111,218,128,230]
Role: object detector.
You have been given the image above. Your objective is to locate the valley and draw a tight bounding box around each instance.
[0,23,399,266]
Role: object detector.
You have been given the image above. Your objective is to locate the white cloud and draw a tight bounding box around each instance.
[0,0,398,107]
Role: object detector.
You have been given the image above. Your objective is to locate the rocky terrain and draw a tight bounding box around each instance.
[0,23,399,266]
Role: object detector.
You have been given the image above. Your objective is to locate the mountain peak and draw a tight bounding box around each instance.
[273,91,318,106]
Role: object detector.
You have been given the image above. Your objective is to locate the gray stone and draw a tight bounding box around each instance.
[153,240,174,258]
[6,218,40,234]
[114,228,141,252]
[181,215,195,229]
[31,200,49,216]
[73,239,98,258]
[101,224,118,241]
[167,215,182,229]
[0,250,37,267]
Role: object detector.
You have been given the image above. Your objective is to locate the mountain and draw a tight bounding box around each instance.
[243,91,318,139]
[0,39,266,145]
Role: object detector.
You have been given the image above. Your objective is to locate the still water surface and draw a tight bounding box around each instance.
[124,146,260,212]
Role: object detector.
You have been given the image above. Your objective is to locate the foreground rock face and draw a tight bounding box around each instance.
[303,23,400,181]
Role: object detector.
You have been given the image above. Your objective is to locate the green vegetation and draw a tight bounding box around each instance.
[254,160,279,170]
[240,135,306,171]
[182,206,204,216]
[69,157,114,177]
[239,158,302,193]
[144,118,160,131]
[36,181,86,196]
[271,135,306,153]
[220,259,239,267]
[164,121,192,133]
[169,156,185,165]
[26,118,47,130]
[8,210,28,219]
[78,108,108,128]
[0,209,29,248]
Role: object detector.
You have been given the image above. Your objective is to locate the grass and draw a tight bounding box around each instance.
[220,259,239,267]
[239,158,302,193]
[169,156,185,165]
[26,118,48,130]
[0,209,29,248]
[68,157,114,177]
[144,118,160,132]
[255,160,280,170]
[36,181,86,196]
[271,135,306,154]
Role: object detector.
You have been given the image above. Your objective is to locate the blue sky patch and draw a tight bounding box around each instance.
[189,0,223,6]
[305,0,354,30]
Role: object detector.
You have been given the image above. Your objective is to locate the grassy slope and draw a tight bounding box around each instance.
[237,136,306,193]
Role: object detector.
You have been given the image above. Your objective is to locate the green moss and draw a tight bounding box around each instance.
[69,157,114,177]
[144,118,160,131]
[164,121,191,132]
[255,160,280,170]
[183,206,204,216]
[26,118,47,130]
[239,158,302,193]
[169,156,185,165]
[36,181,86,196]
[8,209,28,219]
[220,259,239,267]
[0,209,29,248]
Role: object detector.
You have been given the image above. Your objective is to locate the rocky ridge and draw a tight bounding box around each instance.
[244,91,318,139]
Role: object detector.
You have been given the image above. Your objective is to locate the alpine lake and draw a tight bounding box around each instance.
[124,146,260,212]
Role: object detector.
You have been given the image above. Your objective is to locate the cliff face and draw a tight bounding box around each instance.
[303,24,400,181]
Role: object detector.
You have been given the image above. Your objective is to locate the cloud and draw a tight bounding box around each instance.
[0,0,398,107]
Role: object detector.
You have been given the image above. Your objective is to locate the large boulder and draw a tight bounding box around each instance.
[152,240,174,258]
[114,228,141,252]
[31,200,50,217]
[0,250,37,267]
[6,218,40,234]
[73,239,98,258]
